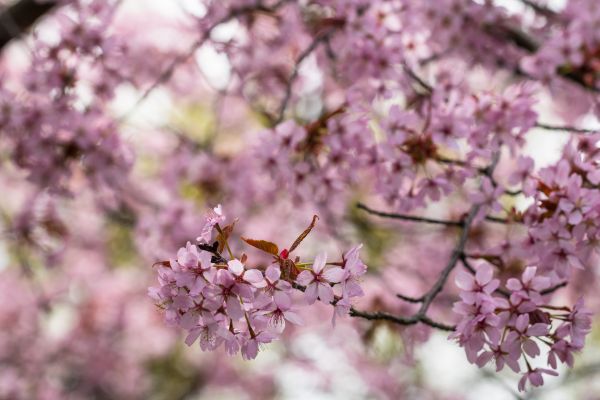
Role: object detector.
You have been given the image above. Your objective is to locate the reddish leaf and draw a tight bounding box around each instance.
[241,237,279,256]
[289,215,319,253]
[216,221,236,253]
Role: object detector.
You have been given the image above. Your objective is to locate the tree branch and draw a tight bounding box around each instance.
[357,202,463,227]
[350,152,501,332]
[535,122,600,134]
[357,202,512,226]
[0,0,56,50]
[274,27,336,124]
[482,20,600,93]
[121,0,294,121]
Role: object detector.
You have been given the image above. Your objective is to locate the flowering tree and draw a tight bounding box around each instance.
[1,0,600,398]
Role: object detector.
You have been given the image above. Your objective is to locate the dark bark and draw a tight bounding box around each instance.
[0,0,56,50]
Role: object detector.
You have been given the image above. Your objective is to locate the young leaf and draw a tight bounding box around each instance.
[241,237,279,256]
[289,215,319,253]
[216,221,236,253]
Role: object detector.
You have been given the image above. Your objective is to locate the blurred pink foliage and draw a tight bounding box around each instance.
[1,0,600,398]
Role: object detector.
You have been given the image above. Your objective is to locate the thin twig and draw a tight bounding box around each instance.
[350,152,501,332]
[274,27,336,124]
[121,0,292,121]
[517,0,557,19]
[402,63,433,93]
[357,203,463,227]
[540,281,567,295]
[396,293,425,303]
[535,123,599,134]
[357,203,512,226]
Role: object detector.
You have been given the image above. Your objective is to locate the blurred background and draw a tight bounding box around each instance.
[0,0,599,399]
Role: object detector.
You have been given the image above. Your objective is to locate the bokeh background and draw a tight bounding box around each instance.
[0,0,599,399]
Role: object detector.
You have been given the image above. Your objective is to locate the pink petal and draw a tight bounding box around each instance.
[529,372,543,387]
[523,339,540,357]
[312,252,327,274]
[476,264,494,285]
[296,270,314,286]
[265,265,281,282]
[228,259,245,276]
[527,323,549,336]
[324,267,346,283]
[522,266,537,283]
[274,291,291,310]
[476,351,493,367]
[317,283,334,304]
[244,269,266,288]
[226,296,244,320]
[184,328,202,346]
[284,311,304,325]
[455,271,475,290]
[506,278,522,291]
[304,283,318,305]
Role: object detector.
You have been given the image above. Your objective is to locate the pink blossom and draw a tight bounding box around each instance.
[518,368,558,392]
[296,252,341,305]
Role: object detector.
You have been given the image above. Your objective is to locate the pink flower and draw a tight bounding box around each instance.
[455,263,500,304]
[296,252,341,305]
[476,331,521,373]
[227,259,267,289]
[512,314,548,357]
[470,177,505,220]
[264,265,292,294]
[261,291,303,332]
[332,296,351,327]
[506,266,550,306]
[196,204,225,244]
[509,156,534,186]
[240,330,275,360]
[330,244,367,299]
[566,298,592,347]
[518,368,558,392]
[173,242,213,295]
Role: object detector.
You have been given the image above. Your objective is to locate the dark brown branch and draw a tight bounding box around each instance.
[536,123,600,134]
[396,293,425,303]
[416,151,498,314]
[357,202,463,227]
[483,21,600,93]
[540,281,567,295]
[358,202,512,226]
[504,189,522,196]
[348,307,456,331]
[517,0,557,18]
[484,215,511,224]
[350,153,501,332]
[402,63,433,94]
[0,0,56,50]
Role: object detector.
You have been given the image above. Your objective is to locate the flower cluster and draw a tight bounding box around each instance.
[452,264,592,391]
[522,0,600,89]
[0,0,131,193]
[149,207,367,359]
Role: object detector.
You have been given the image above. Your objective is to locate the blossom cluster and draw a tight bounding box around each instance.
[149,207,367,359]
[452,264,592,391]
[520,137,600,280]
[0,0,131,193]
[2,0,600,396]
[522,0,600,89]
